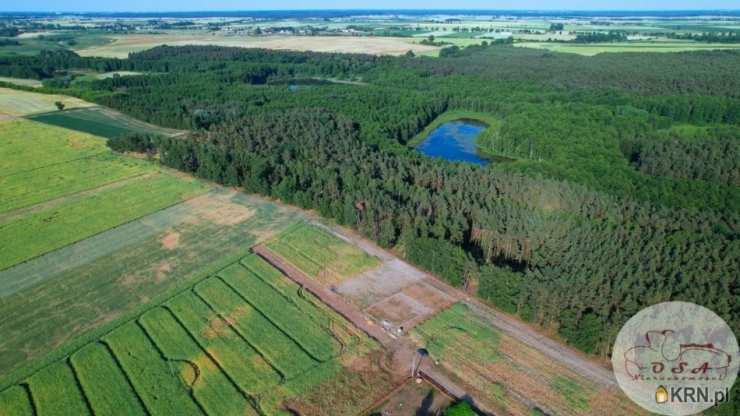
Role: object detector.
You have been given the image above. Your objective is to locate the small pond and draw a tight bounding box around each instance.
[415,120,490,166]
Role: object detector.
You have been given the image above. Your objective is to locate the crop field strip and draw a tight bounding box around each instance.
[27,107,185,139]
[0,254,367,416]
[0,172,207,271]
[265,222,380,283]
[0,153,152,214]
[0,189,257,297]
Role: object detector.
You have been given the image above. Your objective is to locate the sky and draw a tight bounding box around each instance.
[3,1,739,13]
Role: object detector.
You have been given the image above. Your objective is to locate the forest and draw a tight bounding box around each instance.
[2,43,738,414]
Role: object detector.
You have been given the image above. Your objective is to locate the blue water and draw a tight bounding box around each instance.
[416,120,489,166]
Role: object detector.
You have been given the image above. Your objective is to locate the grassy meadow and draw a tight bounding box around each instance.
[265,222,380,284]
[0,76,42,88]
[0,190,301,381]
[0,117,205,270]
[0,153,151,214]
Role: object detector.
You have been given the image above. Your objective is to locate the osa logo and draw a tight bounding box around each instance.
[612,302,738,416]
[624,329,733,382]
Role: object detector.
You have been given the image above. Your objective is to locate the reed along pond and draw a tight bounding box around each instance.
[415,120,490,166]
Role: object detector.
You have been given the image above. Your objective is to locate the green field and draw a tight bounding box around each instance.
[0,117,205,271]
[265,222,380,284]
[28,106,184,139]
[0,254,378,416]
[0,172,205,270]
[0,119,108,175]
[0,153,151,214]
[0,190,300,382]
[413,302,501,366]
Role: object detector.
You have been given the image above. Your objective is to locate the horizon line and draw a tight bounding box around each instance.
[3,8,740,13]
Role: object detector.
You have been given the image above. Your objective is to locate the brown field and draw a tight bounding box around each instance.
[75,33,440,57]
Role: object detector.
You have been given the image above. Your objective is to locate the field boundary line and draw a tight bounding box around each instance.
[66,356,96,416]
[97,341,153,416]
[132,319,210,416]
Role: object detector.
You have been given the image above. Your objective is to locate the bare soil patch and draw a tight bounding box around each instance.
[366,292,432,326]
[160,231,180,250]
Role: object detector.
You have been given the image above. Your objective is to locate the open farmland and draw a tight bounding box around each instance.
[0,254,394,416]
[0,119,204,271]
[28,106,185,139]
[0,189,304,381]
[412,303,646,416]
[75,33,440,58]
[0,152,151,214]
[515,40,740,55]
[0,119,109,175]
[0,87,94,117]
[0,172,205,270]
[265,222,381,284]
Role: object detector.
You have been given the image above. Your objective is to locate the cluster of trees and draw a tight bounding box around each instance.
[0,26,19,37]
[572,31,628,43]
[6,45,738,415]
[668,31,740,43]
[107,133,159,155]
[625,126,740,186]
[549,23,564,31]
